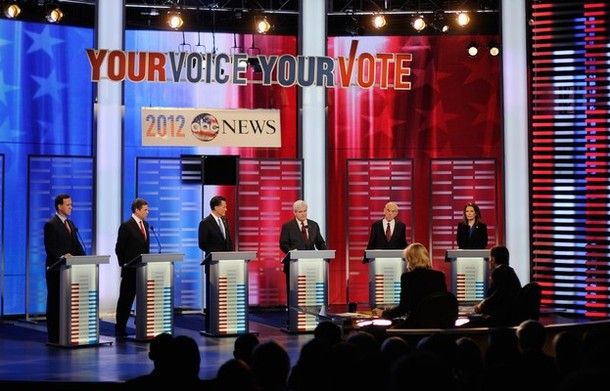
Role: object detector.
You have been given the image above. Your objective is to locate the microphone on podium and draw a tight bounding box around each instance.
[150,225,163,253]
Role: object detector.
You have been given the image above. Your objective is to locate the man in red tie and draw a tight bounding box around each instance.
[364,201,408,261]
[114,198,150,339]
[43,194,85,344]
[279,200,328,307]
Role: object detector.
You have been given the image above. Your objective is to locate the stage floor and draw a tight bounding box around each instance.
[0,309,599,384]
[0,310,312,383]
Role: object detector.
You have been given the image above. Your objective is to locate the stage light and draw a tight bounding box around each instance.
[3,3,21,19]
[46,7,64,23]
[372,14,386,29]
[256,17,271,34]
[167,10,184,29]
[432,11,449,33]
[456,12,470,27]
[467,42,479,57]
[412,15,426,32]
[489,42,500,56]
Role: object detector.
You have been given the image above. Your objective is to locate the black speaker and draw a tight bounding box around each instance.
[202,155,239,185]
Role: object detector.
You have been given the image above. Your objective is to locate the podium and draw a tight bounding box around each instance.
[365,250,406,309]
[200,251,256,337]
[54,255,110,348]
[284,249,335,333]
[445,249,490,305]
[129,253,183,341]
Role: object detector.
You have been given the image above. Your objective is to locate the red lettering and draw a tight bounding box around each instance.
[85,49,107,81]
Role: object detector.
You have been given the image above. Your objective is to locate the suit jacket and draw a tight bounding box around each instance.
[479,264,522,324]
[198,214,234,256]
[115,217,150,276]
[279,219,327,255]
[382,268,447,319]
[44,215,85,268]
[456,221,488,249]
[365,219,408,257]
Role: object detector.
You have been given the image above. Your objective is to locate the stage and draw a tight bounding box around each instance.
[0,308,606,387]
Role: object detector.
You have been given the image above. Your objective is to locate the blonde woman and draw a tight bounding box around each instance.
[381,243,447,319]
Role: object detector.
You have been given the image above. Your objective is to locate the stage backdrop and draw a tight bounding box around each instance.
[327,35,503,304]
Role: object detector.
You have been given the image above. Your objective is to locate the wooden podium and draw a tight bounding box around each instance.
[445,249,490,305]
[284,249,335,333]
[200,251,256,337]
[54,255,110,348]
[129,253,183,341]
[364,249,406,309]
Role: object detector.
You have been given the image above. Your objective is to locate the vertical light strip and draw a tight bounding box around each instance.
[95,1,124,314]
[502,0,530,283]
[300,0,327,232]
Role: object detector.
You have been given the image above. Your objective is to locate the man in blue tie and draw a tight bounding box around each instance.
[198,195,234,332]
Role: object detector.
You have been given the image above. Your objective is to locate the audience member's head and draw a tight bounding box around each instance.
[381,336,411,365]
[149,333,173,372]
[250,340,290,390]
[216,358,257,391]
[314,321,342,346]
[517,319,546,351]
[170,335,201,380]
[490,245,510,266]
[416,333,457,369]
[233,333,260,365]
[345,331,379,360]
[553,330,582,377]
[389,350,454,390]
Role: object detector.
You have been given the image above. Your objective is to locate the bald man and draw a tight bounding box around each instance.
[365,202,408,258]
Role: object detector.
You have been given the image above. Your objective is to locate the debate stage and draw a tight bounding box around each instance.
[0,308,607,387]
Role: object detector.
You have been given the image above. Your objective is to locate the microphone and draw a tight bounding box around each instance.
[74,227,88,255]
[150,225,162,254]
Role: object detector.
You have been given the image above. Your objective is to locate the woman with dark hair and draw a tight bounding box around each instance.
[456,202,488,249]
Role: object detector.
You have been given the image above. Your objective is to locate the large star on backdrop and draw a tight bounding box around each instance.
[25,26,63,56]
[31,70,67,102]
[0,70,19,105]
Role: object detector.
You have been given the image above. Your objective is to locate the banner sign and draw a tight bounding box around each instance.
[141,107,281,147]
[87,41,412,90]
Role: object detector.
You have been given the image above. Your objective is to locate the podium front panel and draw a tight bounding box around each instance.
[59,264,99,346]
[452,257,487,304]
[289,257,328,333]
[368,257,405,308]
[136,262,174,340]
[207,258,249,336]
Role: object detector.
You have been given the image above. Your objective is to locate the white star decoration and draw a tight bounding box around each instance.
[25,26,63,57]
[31,69,66,102]
[0,70,19,104]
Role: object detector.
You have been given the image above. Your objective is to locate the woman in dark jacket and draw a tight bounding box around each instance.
[456,202,488,249]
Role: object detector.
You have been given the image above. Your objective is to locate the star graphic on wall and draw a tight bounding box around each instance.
[25,26,63,57]
[0,70,19,105]
[31,70,66,102]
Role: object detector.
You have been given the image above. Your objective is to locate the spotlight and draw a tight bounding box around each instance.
[255,17,271,34]
[412,15,426,32]
[167,10,184,29]
[432,11,449,33]
[467,42,478,57]
[372,14,386,29]
[3,3,21,19]
[46,7,64,23]
[456,12,470,27]
[489,42,500,56]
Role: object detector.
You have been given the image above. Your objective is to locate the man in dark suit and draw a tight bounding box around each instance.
[114,198,150,338]
[279,200,327,305]
[365,201,408,256]
[43,194,85,344]
[474,245,522,326]
[198,195,234,332]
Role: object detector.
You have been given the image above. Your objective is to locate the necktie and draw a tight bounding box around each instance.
[218,218,226,239]
[301,222,308,242]
[385,222,392,242]
[139,220,146,240]
[64,219,71,234]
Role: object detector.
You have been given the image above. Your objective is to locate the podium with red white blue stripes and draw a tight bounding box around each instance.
[135,253,184,341]
[286,250,335,333]
[445,249,490,305]
[365,249,406,309]
[57,255,110,347]
[201,251,256,337]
